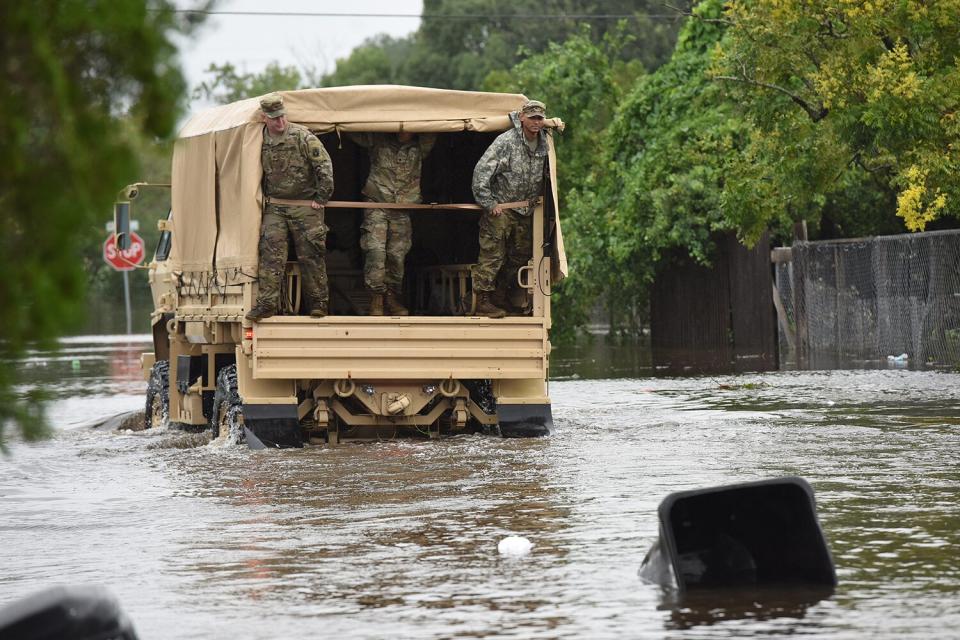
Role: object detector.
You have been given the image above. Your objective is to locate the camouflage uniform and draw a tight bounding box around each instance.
[471,111,547,293]
[256,121,334,314]
[351,133,436,294]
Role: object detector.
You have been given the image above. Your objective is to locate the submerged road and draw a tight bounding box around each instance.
[1,335,958,638]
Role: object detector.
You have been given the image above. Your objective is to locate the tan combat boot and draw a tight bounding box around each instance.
[384,291,409,316]
[368,293,384,316]
[475,292,506,319]
[245,302,276,322]
[309,303,327,318]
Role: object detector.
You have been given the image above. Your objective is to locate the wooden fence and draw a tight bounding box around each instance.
[651,232,777,373]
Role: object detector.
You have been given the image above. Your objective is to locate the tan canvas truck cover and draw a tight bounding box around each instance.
[169,85,567,283]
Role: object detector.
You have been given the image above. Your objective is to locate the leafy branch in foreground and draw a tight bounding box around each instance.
[0,1,205,451]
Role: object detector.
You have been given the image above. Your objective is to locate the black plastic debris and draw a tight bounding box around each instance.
[0,585,139,640]
[639,476,836,592]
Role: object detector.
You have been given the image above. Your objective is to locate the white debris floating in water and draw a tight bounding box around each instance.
[498,536,534,557]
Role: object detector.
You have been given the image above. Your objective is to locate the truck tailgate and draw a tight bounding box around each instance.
[252,317,548,379]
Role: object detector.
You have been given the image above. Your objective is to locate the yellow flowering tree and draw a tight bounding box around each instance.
[714,0,960,235]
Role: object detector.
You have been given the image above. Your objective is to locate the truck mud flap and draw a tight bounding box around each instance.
[242,404,303,449]
[498,404,552,438]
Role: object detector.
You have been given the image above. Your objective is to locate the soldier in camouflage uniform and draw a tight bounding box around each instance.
[246,93,335,321]
[471,100,548,318]
[351,131,436,315]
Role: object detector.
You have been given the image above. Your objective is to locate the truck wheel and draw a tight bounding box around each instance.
[211,364,245,444]
[202,390,215,422]
[144,360,170,430]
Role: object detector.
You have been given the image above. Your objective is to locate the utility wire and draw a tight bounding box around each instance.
[164,9,684,20]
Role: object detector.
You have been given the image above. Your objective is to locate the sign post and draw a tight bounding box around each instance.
[103,230,145,334]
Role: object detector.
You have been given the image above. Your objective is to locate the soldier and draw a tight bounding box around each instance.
[471,100,548,318]
[246,93,334,321]
[351,131,436,315]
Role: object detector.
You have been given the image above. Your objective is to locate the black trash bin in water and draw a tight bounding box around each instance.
[640,476,836,592]
[0,585,139,640]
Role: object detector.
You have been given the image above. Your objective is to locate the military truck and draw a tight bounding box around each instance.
[127,86,567,448]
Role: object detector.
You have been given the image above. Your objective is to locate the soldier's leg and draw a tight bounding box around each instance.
[360,209,389,294]
[471,211,511,293]
[382,212,412,315]
[471,211,512,318]
[384,211,412,294]
[498,212,534,310]
[251,210,289,313]
[500,213,533,281]
[290,208,329,314]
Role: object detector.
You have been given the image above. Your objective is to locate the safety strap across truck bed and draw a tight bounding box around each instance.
[265,197,538,211]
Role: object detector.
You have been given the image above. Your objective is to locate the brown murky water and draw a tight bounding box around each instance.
[1,335,958,639]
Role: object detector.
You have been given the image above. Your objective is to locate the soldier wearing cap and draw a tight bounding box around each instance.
[470,99,548,318]
[350,130,437,316]
[246,92,335,321]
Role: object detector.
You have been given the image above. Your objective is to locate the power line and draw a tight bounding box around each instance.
[165,9,684,21]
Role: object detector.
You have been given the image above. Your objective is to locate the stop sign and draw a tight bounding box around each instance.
[103,231,145,271]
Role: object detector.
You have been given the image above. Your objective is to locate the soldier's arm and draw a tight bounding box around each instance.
[420,134,438,158]
[472,139,505,212]
[306,134,334,203]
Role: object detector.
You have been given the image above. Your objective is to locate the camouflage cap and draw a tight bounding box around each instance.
[259,92,286,118]
[520,100,546,118]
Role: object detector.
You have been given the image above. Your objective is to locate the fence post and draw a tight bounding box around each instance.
[793,221,809,368]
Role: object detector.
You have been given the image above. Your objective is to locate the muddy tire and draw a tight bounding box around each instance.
[464,379,496,414]
[144,360,170,430]
[202,390,215,422]
[211,364,245,444]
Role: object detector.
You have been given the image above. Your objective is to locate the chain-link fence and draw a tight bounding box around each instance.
[774,230,960,369]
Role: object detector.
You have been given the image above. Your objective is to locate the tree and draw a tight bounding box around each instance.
[194,61,304,105]
[321,0,690,90]
[566,0,748,335]
[714,0,960,235]
[321,35,415,88]
[0,1,206,451]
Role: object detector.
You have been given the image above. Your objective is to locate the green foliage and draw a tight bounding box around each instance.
[320,0,689,90]
[715,0,960,234]
[195,61,304,104]
[483,25,639,182]
[567,0,748,334]
[181,0,960,343]
[321,35,416,88]
[0,1,203,451]
[533,0,960,338]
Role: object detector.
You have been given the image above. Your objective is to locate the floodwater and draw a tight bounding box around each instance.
[1,335,958,639]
